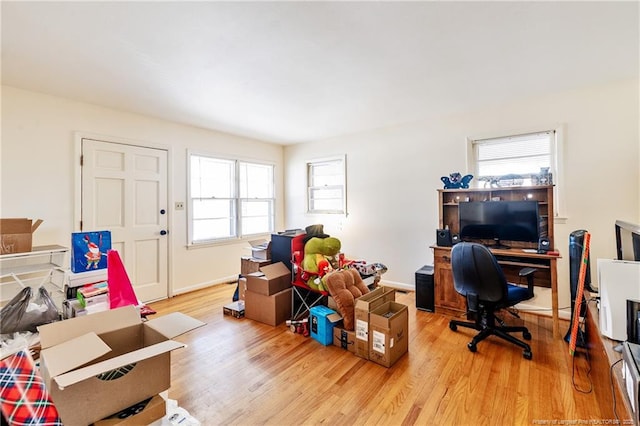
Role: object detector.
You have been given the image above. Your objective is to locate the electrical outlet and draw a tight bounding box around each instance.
[175,202,185,210]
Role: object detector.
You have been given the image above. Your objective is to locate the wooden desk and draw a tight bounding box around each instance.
[431,245,562,338]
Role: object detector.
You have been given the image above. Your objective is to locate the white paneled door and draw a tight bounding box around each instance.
[81,138,168,302]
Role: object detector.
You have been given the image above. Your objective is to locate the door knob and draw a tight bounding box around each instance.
[160,230,167,236]
[160,209,166,215]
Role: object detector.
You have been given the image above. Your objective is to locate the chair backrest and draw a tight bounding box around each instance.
[451,242,508,303]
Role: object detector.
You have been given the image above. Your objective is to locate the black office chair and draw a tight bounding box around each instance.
[448,242,536,360]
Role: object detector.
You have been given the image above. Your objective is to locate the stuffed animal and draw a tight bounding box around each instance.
[323,269,369,331]
[302,236,342,291]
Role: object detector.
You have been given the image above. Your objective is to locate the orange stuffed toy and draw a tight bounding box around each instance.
[322,268,370,331]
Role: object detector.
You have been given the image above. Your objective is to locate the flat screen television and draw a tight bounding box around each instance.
[615,220,640,261]
[459,200,540,249]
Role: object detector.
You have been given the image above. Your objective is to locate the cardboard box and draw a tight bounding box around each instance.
[0,218,43,254]
[248,239,271,260]
[37,305,205,426]
[245,287,292,326]
[240,257,271,276]
[368,301,409,368]
[245,262,291,296]
[309,305,342,346]
[223,300,245,318]
[333,326,357,354]
[354,286,396,359]
[94,394,166,426]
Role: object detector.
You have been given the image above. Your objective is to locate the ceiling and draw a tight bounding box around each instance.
[2,1,638,145]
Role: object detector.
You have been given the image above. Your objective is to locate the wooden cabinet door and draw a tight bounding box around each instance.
[433,248,466,313]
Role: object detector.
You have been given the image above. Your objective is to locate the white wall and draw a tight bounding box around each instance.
[284,78,640,317]
[1,86,285,295]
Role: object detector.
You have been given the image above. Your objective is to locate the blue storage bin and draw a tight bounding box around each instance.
[309,305,341,346]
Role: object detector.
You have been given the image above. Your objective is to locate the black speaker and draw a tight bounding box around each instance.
[415,265,435,312]
[628,299,640,344]
[436,229,452,247]
[538,237,551,253]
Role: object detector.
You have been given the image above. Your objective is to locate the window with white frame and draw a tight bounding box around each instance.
[307,156,346,214]
[467,129,563,216]
[189,153,274,245]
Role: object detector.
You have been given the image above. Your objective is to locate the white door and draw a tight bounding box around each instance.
[81,138,169,302]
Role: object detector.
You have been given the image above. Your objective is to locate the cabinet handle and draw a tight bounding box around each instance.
[442,255,451,263]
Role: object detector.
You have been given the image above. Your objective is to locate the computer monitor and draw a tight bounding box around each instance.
[615,220,640,262]
[459,200,540,249]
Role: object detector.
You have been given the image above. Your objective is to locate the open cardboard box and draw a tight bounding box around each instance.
[245,262,291,295]
[0,218,43,254]
[37,305,205,426]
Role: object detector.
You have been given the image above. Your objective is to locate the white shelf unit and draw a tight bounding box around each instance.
[0,245,69,308]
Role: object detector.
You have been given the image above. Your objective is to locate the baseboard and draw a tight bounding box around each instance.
[515,301,572,321]
[378,280,414,292]
[172,274,238,297]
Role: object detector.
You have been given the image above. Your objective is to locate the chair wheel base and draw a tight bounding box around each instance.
[523,350,532,360]
[523,331,532,340]
[467,342,477,352]
[449,322,457,331]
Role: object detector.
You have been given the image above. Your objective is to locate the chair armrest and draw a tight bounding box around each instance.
[518,267,537,296]
[519,267,537,277]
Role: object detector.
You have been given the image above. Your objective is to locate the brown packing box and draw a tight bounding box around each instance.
[245,262,291,296]
[0,218,43,254]
[333,326,356,354]
[245,287,292,326]
[368,301,409,368]
[93,394,166,426]
[240,256,271,275]
[37,305,205,426]
[354,286,396,359]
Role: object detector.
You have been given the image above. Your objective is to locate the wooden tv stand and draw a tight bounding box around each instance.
[432,245,562,338]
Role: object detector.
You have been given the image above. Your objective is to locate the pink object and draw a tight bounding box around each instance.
[107,250,140,309]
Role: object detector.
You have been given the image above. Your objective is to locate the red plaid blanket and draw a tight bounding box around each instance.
[0,349,62,425]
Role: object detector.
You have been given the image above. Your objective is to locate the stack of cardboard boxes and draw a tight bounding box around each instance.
[331,286,409,368]
[244,262,292,326]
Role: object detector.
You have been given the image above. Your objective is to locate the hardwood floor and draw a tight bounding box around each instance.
[150,284,627,425]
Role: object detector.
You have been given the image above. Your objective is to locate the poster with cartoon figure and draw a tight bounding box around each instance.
[71,231,111,273]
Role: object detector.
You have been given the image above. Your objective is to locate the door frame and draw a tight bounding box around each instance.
[73,131,174,298]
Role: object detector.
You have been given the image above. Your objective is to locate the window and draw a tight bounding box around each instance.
[189,153,274,245]
[467,128,564,217]
[307,156,346,214]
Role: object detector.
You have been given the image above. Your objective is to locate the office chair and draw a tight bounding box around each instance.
[448,242,536,360]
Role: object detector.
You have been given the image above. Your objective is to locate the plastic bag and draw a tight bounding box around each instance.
[0,287,59,334]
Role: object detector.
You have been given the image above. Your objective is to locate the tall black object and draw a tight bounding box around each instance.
[564,229,595,346]
[415,265,435,312]
[628,300,640,345]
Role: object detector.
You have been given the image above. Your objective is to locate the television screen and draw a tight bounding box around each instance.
[459,201,540,247]
[615,220,640,261]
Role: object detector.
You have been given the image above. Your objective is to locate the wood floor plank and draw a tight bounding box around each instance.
[149,284,628,425]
